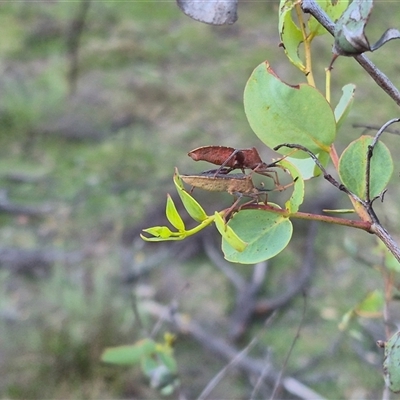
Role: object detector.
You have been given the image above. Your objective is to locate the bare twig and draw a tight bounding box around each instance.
[197,336,258,400]
[270,292,308,400]
[274,143,363,203]
[144,301,327,400]
[301,0,400,106]
[274,143,400,263]
[228,261,268,341]
[366,118,400,203]
[255,220,317,314]
[353,123,400,136]
[202,235,246,291]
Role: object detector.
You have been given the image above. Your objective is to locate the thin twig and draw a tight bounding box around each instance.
[270,292,308,400]
[197,337,258,400]
[274,143,363,204]
[255,220,317,315]
[144,301,327,400]
[366,118,400,202]
[274,143,400,263]
[301,0,400,106]
[202,234,245,290]
[66,0,91,96]
[353,123,400,136]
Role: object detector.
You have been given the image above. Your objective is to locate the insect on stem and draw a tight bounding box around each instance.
[188,145,285,187]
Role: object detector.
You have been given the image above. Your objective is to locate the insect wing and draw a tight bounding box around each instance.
[188,146,237,167]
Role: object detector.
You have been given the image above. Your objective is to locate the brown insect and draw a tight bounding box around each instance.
[180,172,265,197]
[188,146,265,169]
[180,171,269,217]
[188,145,283,185]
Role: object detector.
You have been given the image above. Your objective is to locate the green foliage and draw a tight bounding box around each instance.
[334,84,356,129]
[222,208,293,264]
[333,0,400,57]
[243,61,337,157]
[383,331,400,393]
[143,166,301,260]
[338,135,393,200]
[1,0,400,398]
[102,336,179,395]
[279,0,349,70]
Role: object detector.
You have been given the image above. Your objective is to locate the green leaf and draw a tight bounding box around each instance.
[166,194,185,231]
[244,62,336,157]
[333,0,372,56]
[214,211,248,252]
[308,0,349,37]
[285,156,317,180]
[338,135,393,200]
[222,209,292,264]
[174,169,208,222]
[158,351,178,374]
[141,226,177,239]
[141,355,159,376]
[333,1,400,56]
[384,331,400,393]
[279,0,305,70]
[354,290,383,318]
[101,339,157,365]
[334,84,356,129]
[278,158,304,213]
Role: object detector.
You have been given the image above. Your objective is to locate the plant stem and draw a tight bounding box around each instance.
[371,223,400,263]
[243,203,373,232]
[301,0,400,106]
[295,3,315,86]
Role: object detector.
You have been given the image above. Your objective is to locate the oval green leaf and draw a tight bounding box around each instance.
[279,0,305,71]
[335,84,356,129]
[384,331,400,393]
[338,135,393,200]
[333,0,372,56]
[101,339,156,365]
[214,211,248,252]
[222,209,292,264]
[244,62,336,157]
[174,168,208,222]
[308,0,349,37]
[166,194,185,231]
[141,226,176,239]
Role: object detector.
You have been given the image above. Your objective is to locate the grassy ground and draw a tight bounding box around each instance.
[0,1,400,399]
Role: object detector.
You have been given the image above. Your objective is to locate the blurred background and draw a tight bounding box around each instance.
[0,1,400,398]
